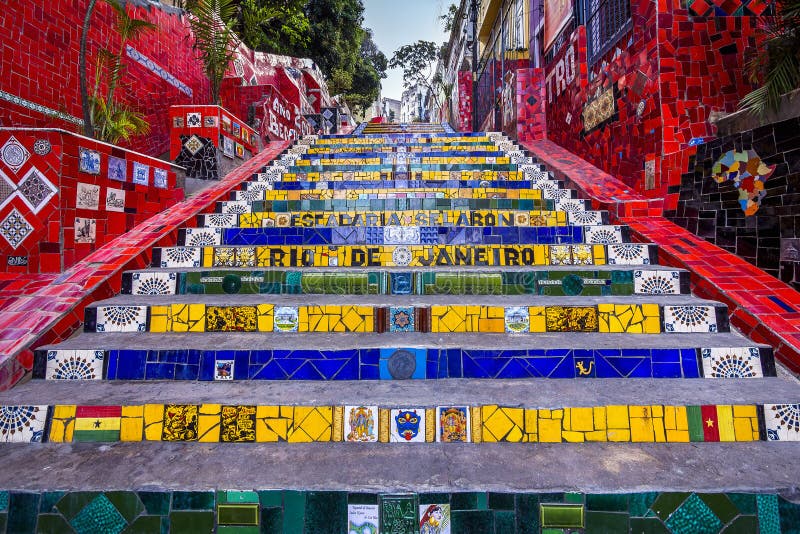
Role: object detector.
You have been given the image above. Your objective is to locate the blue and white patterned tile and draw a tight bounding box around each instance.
[184,227,222,247]
[554,198,587,214]
[389,307,415,332]
[584,225,624,245]
[634,270,681,294]
[159,246,201,268]
[132,162,149,186]
[202,213,238,228]
[1,135,30,173]
[764,404,800,441]
[220,200,251,214]
[95,305,148,332]
[701,347,763,378]
[568,210,604,226]
[79,148,101,174]
[232,189,264,202]
[46,349,104,380]
[0,405,48,442]
[607,244,652,265]
[663,305,718,333]
[131,272,177,295]
[384,226,421,245]
[504,306,529,333]
[390,408,426,443]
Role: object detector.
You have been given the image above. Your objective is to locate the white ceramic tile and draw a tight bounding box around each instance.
[419,504,451,534]
[663,305,718,333]
[390,408,426,443]
[131,272,177,295]
[607,244,652,265]
[0,405,48,442]
[159,246,201,268]
[634,270,681,294]
[46,349,104,380]
[344,405,378,443]
[184,227,222,247]
[96,305,148,332]
[764,404,800,441]
[584,225,624,245]
[701,347,763,378]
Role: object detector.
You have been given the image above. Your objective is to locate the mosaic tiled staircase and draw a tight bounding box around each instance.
[2,125,800,526]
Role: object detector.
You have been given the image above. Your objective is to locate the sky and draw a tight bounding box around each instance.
[362,0,450,101]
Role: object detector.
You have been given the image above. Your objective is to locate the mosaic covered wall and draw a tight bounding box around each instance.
[0,0,210,156]
[0,490,796,533]
[457,72,474,132]
[515,68,547,143]
[543,1,757,209]
[0,130,182,273]
[667,115,800,290]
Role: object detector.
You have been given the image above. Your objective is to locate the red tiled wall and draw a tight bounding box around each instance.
[457,71,473,132]
[0,130,182,274]
[516,68,547,143]
[168,105,258,160]
[0,1,210,157]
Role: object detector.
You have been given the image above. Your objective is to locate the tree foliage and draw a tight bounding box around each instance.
[740,0,800,114]
[188,0,239,104]
[390,40,439,89]
[238,0,309,52]
[440,3,459,33]
[345,29,387,116]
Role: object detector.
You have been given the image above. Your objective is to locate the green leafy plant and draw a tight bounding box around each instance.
[740,0,800,115]
[188,0,239,104]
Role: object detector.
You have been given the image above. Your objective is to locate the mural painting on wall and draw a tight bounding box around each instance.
[711,149,775,215]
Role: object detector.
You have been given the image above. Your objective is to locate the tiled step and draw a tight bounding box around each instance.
[197,209,609,228]
[240,179,565,191]
[174,224,631,247]
[120,266,690,296]
[287,150,510,160]
[36,331,775,381]
[151,243,656,268]
[218,187,552,202]
[81,294,731,335]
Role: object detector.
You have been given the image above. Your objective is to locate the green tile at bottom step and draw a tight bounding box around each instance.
[495,510,515,532]
[515,494,540,534]
[698,494,738,524]
[630,517,670,533]
[722,515,759,534]
[585,511,629,533]
[105,492,145,523]
[122,515,162,534]
[216,526,260,534]
[34,513,72,534]
[0,514,6,534]
[451,510,494,533]
[169,511,213,534]
[540,504,584,528]
[261,508,283,534]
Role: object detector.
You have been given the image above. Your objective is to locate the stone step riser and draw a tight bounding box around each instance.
[198,209,609,228]
[120,268,690,297]
[34,345,776,381]
[152,243,657,269]
[81,302,731,335]
[7,402,795,444]
[175,225,631,248]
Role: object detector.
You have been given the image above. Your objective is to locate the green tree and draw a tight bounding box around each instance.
[440,3,459,33]
[345,29,387,117]
[390,40,439,89]
[188,0,239,104]
[740,0,800,114]
[237,0,309,52]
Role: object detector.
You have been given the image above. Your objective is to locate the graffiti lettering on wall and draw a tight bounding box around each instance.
[545,42,576,103]
[260,88,312,142]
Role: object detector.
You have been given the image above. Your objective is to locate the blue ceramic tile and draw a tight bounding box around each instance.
[359,364,379,380]
[681,349,701,378]
[652,362,683,378]
[250,361,289,380]
[146,363,175,380]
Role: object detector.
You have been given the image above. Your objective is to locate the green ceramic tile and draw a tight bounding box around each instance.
[698,494,738,524]
[727,494,756,515]
[451,493,478,511]
[585,511,628,533]
[105,492,145,523]
[38,493,64,514]
[629,517,670,533]
[171,492,214,511]
[664,494,722,534]
[379,495,417,533]
[686,406,705,442]
[218,504,259,526]
[564,493,583,504]
[721,515,758,533]
[476,493,488,510]
[418,494,450,506]
[260,508,283,534]
[0,514,6,534]
[540,504,584,528]
[69,495,127,534]
[540,529,565,534]
[347,494,378,505]
[538,494,566,503]
[628,493,658,517]
[495,511,515,532]
[611,270,634,283]
[779,496,800,534]
[55,493,99,520]
[137,492,170,516]
[650,493,689,520]
[281,491,305,533]
[304,492,346,533]
[223,492,259,505]
[514,494,540,534]
[9,493,41,533]
[488,493,515,511]
[122,515,162,534]
[586,494,628,512]
[450,510,494,533]
[217,526,260,533]
[0,492,7,511]
[169,511,213,534]
[35,513,73,534]
[257,492,282,509]
[757,494,780,534]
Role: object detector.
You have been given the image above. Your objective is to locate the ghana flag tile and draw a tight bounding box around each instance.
[73,406,121,442]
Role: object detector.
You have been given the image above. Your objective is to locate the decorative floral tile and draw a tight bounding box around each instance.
[17,167,57,213]
[105,187,125,212]
[0,208,34,249]
[568,210,604,226]
[419,504,451,533]
[132,162,149,186]
[0,405,47,442]
[436,406,471,443]
[1,135,30,173]
[504,306,530,333]
[46,350,104,380]
[131,272,177,295]
[76,182,100,210]
[184,135,204,156]
[344,405,378,442]
[701,347,763,378]
[220,200,250,214]
[607,244,652,265]
[390,408,426,442]
[584,225,624,244]
[389,307,415,332]
[663,305,718,333]
[74,217,96,244]
[392,246,413,266]
[384,226,421,245]
[95,305,148,332]
[184,227,222,247]
[108,156,126,182]
[203,213,237,228]
[186,112,202,128]
[634,270,680,294]
[32,138,51,156]
[215,359,234,381]
[154,168,168,189]
[160,246,201,268]
[764,404,800,441]
[555,199,587,214]
[79,147,101,174]
[273,306,299,332]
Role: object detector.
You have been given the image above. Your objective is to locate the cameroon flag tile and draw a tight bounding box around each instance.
[73,406,122,442]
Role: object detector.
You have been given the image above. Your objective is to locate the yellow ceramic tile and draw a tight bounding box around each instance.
[143,404,164,441]
[642,304,661,333]
[593,407,606,430]
[538,415,563,443]
[257,304,274,332]
[570,407,595,432]
[606,405,630,429]
[256,405,288,442]
[198,404,221,442]
[666,429,690,442]
[289,406,332,442]
[675,406,689,431]
[481,406,524,442]
[529,306,547,332]
[585,430,608,442]
[653,416,666,443]
[733,405,757,418]
[49,405,76,442]
[716,405,736,442]
[562,431,585,442]
[149,305,170,333]
[607,429,631,441]
[471,407,482,443]
[630,416,655,443]
[120,406,144,442]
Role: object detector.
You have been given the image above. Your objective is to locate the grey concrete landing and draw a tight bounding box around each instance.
[4,378,799,407]
[0,441,797,493]
[43,331,765,351]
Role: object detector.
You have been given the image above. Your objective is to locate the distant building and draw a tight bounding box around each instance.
[381,98,401,122]
[400,84,430,123]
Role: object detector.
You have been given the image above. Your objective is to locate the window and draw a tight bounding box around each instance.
[584,0,632,66]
